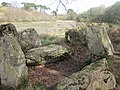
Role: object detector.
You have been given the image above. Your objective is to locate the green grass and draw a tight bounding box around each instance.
[95,87,102,90]
[32,82,45,90]
[16,76,30,90]
[40,34,65,46]
[106,55,114,71]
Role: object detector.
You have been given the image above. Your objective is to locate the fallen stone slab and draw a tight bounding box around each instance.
[25,44,73,65]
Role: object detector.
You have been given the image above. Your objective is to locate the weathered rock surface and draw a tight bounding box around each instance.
[19,28,41,52]
[0,23,19,39]
[57,58,116,90]
[25,44,73,65]
[65,26,114,61]
[0,24,28,87]
[86,26,114,56]
[110,28,120,51]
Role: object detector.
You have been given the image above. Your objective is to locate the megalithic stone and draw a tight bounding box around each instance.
[0,24,28,87]
[0,23,19,39]
[86,26,114,57]
[19,28,41,52]
[57,58,116,90]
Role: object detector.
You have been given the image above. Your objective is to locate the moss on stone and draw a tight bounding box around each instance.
[4,60,17,78]
[57,59,116,90]
[25,44,73,65]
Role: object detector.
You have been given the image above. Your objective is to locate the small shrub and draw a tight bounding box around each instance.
[65,29,87,46]
[40,34,64,46]
[105,55,114,71]
[32,82,45,90]
[84,56,92,66]
[95,87,102,90]
[16,76,29,90]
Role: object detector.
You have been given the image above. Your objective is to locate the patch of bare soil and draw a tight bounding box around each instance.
[28,45,86,89]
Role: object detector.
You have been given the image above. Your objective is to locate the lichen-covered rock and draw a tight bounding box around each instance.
[0,24,27,87]
[65,26,114,60]
[57,58,116,90]
[25,44,73,65]
[110,28,120,51]
[19,28,41,52]
[86,26,114,56]
[0,23,19,39]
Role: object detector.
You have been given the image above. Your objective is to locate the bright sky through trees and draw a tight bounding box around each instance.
[0,0,119,14]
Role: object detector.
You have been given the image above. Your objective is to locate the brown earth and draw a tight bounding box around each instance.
[28,47,120,90]
[28,44,87,90]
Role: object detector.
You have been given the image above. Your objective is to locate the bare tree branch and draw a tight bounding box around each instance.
[56,0,61,11]
[48,0,57,6]
[59,0,67,11]
[56,0,68,11]
[33,0,75,12]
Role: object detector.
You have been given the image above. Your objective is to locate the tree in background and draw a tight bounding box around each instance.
[87,6,105,22]
[21,2,38,11]
[1,2,10,7]
[33,4,39,10]
[102,1,120,24]
[21,2,31,10]
[49,0,77,17]
[76,2,120,24]
[51,11,57,16]
[40,5,50,13]
[21,2,50,13]
[66,9,76,20]
[22,2,35,10]
[75,5,106,22]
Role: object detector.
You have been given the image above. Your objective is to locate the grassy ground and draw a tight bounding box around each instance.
[0,7,53,22]
[14,21,76,37]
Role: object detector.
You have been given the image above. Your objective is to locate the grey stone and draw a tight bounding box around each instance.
[110,28,120,51]
[19,28,41,52]
[0,24,28,87]
[65,26,114,61]
[0,23,19,39]
[86,26,114,56]
[25,44,73,65]
[57,58,116,90]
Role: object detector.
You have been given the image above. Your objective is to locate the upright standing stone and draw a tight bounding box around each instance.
[110,28,120,51]
[0,23,19,39]
[86,26,114,57]
[19,28,41,52]
[0,24,27,87]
